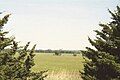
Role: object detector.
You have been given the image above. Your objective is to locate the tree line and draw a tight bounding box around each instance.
[35,49,81,54]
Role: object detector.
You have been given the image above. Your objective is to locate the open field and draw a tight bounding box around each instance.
[32,53,84,80]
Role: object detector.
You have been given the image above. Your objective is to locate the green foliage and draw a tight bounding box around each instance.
[54,50,61,56]
[81,6,120,80]
[73,53,77,56]
[0,13,46,80]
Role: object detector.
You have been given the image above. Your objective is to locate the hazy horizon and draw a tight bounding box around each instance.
[0,0,120,50]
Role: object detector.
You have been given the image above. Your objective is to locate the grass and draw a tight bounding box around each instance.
[32,53,84,80]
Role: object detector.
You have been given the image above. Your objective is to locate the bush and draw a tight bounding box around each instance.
[54,50,61,56]
[73,53,77,56]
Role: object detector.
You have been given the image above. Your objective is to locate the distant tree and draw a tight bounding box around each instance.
[73,53,77,56]
[81,6,120,80]
[54,50,61,56]
[0,13,47,80]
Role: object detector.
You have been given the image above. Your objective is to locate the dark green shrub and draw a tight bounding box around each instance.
[73,53,77,56]
[54,50,61,56]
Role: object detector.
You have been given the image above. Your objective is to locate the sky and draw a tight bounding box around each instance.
[0,0,120,50]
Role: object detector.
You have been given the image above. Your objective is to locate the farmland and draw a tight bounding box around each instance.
[32,53,84,80]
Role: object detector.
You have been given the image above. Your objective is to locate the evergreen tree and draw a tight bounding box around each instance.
[81,6,120,80]
[0,13,47,80]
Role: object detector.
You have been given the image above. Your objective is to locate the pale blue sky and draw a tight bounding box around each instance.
[0,0,119,50]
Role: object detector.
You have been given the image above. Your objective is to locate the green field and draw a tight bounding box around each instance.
[32,53,84,80]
